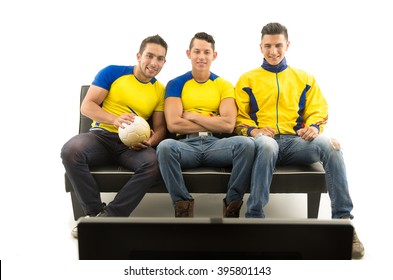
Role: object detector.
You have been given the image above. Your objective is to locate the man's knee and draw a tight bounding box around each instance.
[61,134,92,160]
[255,136,278,155]
[314,136,342,151]
[61,139,79,164]
[233,136,255,154]
[156,138,177,158]
[329,138,341,150]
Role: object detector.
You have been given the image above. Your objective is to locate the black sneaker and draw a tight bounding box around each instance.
[96,207,110,217]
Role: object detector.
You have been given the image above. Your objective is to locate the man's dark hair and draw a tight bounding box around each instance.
[261,22,288,41]
[189,32,215,51]
[139,34,168,55]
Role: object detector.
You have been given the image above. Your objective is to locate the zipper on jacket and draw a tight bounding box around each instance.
[275,73,281,134]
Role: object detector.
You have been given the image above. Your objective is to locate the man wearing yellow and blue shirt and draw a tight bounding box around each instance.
[61,35,168,238]
[89,64,166,133]
[235,22,364,259]
[157,32,254,218]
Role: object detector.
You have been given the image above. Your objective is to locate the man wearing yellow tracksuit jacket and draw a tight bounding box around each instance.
[235,22,364,259]
[235,62,328,137]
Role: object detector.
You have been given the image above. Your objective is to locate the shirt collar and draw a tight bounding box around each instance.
[261,57,288,73]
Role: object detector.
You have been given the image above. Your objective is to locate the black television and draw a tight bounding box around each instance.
[77,217,353,260]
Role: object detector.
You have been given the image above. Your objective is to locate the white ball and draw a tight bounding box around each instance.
[118,116,151,147]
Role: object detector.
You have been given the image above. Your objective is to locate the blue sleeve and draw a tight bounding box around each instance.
[91,65,134,90]
[165,71,192,99]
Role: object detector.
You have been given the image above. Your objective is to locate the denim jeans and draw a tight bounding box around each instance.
[247,134,354,219]
[61,129,160,217]
[156,135,255,205]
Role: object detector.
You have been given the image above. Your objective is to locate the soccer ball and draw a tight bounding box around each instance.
[118,116,151,147]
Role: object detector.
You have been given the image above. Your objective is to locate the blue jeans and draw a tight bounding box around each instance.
[247,134,354,219]
[61,129,160,217]
[156,135,255,204]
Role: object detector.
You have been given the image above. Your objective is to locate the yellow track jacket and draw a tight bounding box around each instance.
[235,58,328,136]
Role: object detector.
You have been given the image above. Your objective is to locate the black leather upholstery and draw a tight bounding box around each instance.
[65,85,327,220]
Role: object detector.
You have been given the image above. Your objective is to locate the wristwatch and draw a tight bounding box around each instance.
[255,132,264,139]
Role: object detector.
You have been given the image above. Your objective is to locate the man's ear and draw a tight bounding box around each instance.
[212,51,218,61]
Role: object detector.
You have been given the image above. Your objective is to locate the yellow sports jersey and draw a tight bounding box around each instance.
[235,58,328,136]
[165,71,234,116]
[90,65,165,133]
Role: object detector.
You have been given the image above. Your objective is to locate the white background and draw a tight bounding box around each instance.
[1,0,392,279]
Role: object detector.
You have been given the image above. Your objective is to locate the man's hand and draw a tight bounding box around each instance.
[251,126,276,138]
[114,113,136,128]
[297,126,319,141]
[130,130,155,150]
[182,111,197,121]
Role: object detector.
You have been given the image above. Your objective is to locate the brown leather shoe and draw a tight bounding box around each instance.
[174,199,194,217]
[223,198,243,218]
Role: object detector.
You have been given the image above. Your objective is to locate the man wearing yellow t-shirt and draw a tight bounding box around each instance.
[61,35,168,238]
[156,32,254,218]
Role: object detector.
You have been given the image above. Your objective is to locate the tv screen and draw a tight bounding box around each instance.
[77,217,353,260]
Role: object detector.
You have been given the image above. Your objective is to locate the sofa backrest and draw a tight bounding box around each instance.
[79,85,93,134]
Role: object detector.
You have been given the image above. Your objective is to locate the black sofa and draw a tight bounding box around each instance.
[65,85,327,220]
